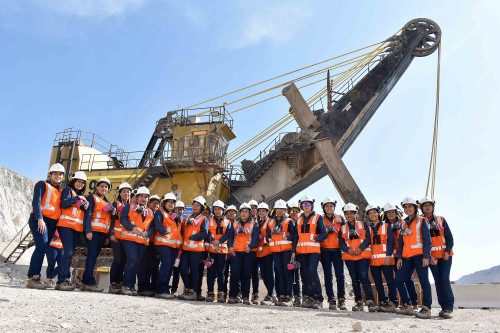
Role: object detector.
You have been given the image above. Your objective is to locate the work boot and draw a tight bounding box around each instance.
[271,295,278,304]
[183,289,197,301]
[178,289,189,300]
[82,284,104,293]
[227,298,237,304]
[379,301,397,313]
[55,280,75,291]
[251,293,260,305]
[108,283,121,294]
[156,293,174,299]
[352,300,364,312]
[282,296,293,307]
[328,299,337,310]
[301,296,314,308]
[275,295,285,306]
[236,295,243,304]
[217,292,226,303]
[337,298,347,310]
[260,295,273,306]
[120,286,136,296]
[395,303,415,316]
[415,306,432,319]
[45,278,55,289]
[196,293,206,301]
[137,290,155,297]
[312,299,323,309]
[441,310,453,319]
[26,275,48,290]
[366,300,378,312]
[205,292,215,302]
[293,297,302,307]
[243,297,251,305]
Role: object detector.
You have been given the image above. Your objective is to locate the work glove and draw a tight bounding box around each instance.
[271,226,283,234]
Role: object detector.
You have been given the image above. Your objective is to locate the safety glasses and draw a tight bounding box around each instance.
[301,202,312,207]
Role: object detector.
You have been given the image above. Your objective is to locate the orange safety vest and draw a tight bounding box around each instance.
[49,234,63,250]
[320,213,344,249]
[112,201,126,239]
[341,221,372,261]
[401,216,426,259]
[296,214,321,254]
[182,214,207,252]
[32,181,62,220]
[89,194,112,234]
[429,215,454,259]
[121,206,154,245]
[267,217,293,253]
[369,222,395,266]
[154,210,182,248]
[256,218,272,258]
[232,220,256,252]
[57,188,84,232]
[206,217,230,254]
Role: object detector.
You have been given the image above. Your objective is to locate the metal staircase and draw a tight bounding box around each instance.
[1,222,34,264]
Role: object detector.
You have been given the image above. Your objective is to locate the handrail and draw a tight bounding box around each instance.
[1,221,30,259]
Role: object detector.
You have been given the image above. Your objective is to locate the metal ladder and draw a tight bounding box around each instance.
[1,222,34,264]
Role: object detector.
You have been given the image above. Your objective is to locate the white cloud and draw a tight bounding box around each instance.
[231,2,313,49]
[42,0,147,18]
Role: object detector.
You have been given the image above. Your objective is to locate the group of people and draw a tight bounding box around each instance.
[26,163,455,320]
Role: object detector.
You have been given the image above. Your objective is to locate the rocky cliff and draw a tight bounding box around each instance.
[456,265,500,284]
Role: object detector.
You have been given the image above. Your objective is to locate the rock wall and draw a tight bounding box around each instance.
[0,166,34,241]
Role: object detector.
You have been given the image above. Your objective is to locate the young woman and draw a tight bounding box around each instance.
[383,202,419,309]
[295,195,327,309]
[266,199,295,307]
[287,201,302,307]
[108,182,132,294]
[395,197,433,319]
[56,170,87,291]
[205,200,232,302]
[420,197,454,319]
[227,203,260,305]
[136,194,161,297]
[119,186,154,295]
[366,204,398,312]
[45,231,64,288]
[248,199,259,303]
[26,163,65,289]
[178,196,209,301]
[170,200,186,296]
[254,202,275,306]
[222,205,237,301]
[339,203,375,312]
[319,197,347,310]
[82,177,115,292]
[153,193,182,299]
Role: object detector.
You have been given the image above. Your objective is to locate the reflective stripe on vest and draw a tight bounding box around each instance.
[410,217,423,249]
[154,236,182,246]
[41,183,55,212]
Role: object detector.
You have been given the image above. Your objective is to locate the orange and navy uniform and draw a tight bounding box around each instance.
[119,204,155,245]
[294,212,327,254]
[369,221,395,266]
[83,194,113,234]
[228,219,260,252]
[339,220,372,261]
[32,180,62,221]
[397,215,432,260]
[320,213,345,250]
[206,216,232,254]
[388,218,404,259]
[49,232,64,250]
[265,217,296,253]
[256,218,273,257]
[181,213,209,252]
[109,200,127,239]
[426,215,454,259]
[57,187,85,232]
[153,209,183,248]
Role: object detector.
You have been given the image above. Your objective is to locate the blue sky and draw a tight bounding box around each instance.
[1,0,499,280]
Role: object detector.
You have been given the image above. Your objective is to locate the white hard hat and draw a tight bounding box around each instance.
[49,163,65,174]
[192,196,207,207]
[149,194,161,202]
[401,196,418,206]
[299,195,315,204]
[72,171,87,182]
[321,197,337,208]
[118,182,132,192]
[136,186,151,196]
[257,202,269,211]
[96,177,111,188]
[365,204,380,213]
[162,193,177,202]
[226,205,237,212]
[419,197,435,206]
[212,200,226,210]
[287,201,300,210]
[273,199,287,209]
[239,202,252,211]
[342,203,358,212]
[248,199,258,207]
[175,200,186,208]
[382,202,398,212]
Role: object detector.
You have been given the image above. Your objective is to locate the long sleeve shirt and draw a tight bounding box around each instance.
[60,187,80,209]
[208,217,232,244]
[228,220,260,250]
[292,212,327,252]
[83,195,96,234]
[32,180,61,221]
[427,215,454,255]
[119,204,154,237]
[339,221,371,253]
[397,215,432,260]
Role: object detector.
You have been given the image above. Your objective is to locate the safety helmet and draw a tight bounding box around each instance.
[72,171,87,182]
[287,201,300,211]
[118,182,132,192]
[273,199,287,209]
[49,163,65,174]
[342,203,358,212]
[175,200,186,209]
[299,195,315,204]
[162,193,177,202]
[239,202,252,212]
[419,197,435,206]
[365,204,380,213]
[226,205,237,213]
[257,202,269,211]
[149,194,161,202]
[248,199,258,207]
[401,196,418,207]
[321,197,337,208]
[192,196,207,207]
[212,200,226,210]
[382,202,398,212]
[96,177,111,188]
[136,186,151,197]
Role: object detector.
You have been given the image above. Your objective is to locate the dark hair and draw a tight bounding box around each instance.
[67,178,86,195]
